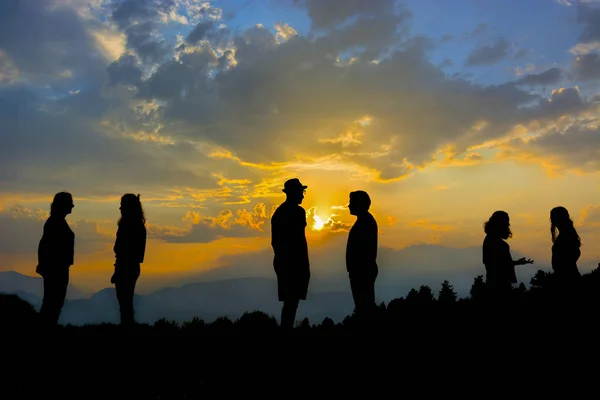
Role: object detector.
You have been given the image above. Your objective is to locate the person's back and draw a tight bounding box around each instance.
[271,201,309,276]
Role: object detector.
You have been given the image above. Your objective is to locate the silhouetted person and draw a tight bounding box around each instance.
[550,206,581,302]
[110,194,147,329]
[482,211,533,305]
[346,190,378,317]
[271,178,310,330]
[36,192,75,328]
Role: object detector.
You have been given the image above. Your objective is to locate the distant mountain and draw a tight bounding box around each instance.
[0,243,552,325]
[167,243,546,297]
[0,276,355,325]
[0,271,88,300]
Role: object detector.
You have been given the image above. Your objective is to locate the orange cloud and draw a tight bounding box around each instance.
[579,205,600,227]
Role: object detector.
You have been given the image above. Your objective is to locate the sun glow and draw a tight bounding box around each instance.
[313,214,326,230]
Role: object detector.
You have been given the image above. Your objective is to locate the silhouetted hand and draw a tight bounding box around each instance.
[515,257,534,265]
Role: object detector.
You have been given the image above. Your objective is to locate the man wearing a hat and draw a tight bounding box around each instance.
[271,178,311,330]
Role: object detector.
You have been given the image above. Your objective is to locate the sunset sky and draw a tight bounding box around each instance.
[1,0,599,295]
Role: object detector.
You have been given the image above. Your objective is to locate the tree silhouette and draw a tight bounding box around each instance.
[3,265,600,341]
[438,280,457,304]
[418,285,435,303]
[405,288,420,303]
[530,270,552,290]
[469,275,486,302]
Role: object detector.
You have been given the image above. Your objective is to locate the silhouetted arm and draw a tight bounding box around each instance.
[297,206,310,268]
[271,211,289,272]
[513,257,534,265]
[139,226,147,263]
[37,223,52,267]
[271,218,283,254]
[367,217,378,265]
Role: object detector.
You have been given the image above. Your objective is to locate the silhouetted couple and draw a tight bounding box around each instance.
[271,179,378,329]
[36,192,146,330]
[482,206,581,306]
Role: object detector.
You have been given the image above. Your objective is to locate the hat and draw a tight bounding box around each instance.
[282,178,307,193]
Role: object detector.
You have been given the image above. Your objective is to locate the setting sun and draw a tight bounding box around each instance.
[313,214,326,231]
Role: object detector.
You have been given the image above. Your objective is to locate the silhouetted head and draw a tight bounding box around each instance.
[50,192,74,217]
[119,193,146,225]
[550,206,572,229]
[348,190,371,216]
[484,210,512,240]
[282,178,307,205]
[550,206,580,245]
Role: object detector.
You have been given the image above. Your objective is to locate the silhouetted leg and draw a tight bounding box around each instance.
[367,269,378,313]
[349,273,366,314]
[365,279,376,313]
[350,271,377,316]
[281,299,299,330]
[115,277,137,328]
[39,270,69,328]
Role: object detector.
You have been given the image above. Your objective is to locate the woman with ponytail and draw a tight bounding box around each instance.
[111,193,147,328]
[550,206,581,283]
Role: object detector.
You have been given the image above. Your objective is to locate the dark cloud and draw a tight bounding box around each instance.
[573,53,600,81]
[0,83,218,197]
[295,0,405,31]
[503,121,600,174]
[0,0,106,84]
[465,38,510,66]
[515,68,564,86]
[440,34,455,43]
[186,21,217,44]
[569,3,600,83]
[513,48,530,60]
[110,0,171,65]
[576,3,600,44]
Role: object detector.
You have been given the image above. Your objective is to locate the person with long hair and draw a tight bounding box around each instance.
[482,211,533,304]
[36,192,75,327]
[111,193,147,328]
[550,206,581,293]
